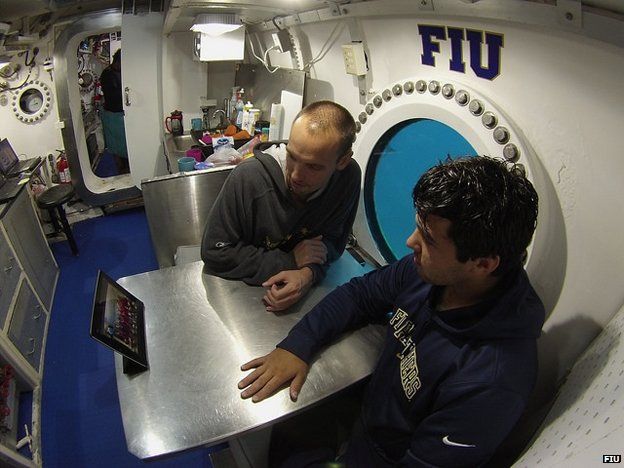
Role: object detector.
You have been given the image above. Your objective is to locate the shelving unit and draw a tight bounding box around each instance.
[0,188,59,467]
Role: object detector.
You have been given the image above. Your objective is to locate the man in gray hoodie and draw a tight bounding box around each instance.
[201,101,361,311]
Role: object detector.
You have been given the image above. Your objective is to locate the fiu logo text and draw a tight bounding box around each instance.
[418,25,504,80]
[389,308,421,400]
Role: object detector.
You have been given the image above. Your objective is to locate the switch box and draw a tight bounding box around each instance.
[342,42,367,76]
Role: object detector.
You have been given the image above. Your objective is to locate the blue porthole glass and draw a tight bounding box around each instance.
[364,119,478,262]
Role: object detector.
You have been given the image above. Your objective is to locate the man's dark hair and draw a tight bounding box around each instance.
[112,49,121,64]
[295,100,356,158]
[412,156,538,276]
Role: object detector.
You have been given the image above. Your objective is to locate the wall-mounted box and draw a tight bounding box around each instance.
[193,28,245,62]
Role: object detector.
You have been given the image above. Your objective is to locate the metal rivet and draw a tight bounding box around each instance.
[416,80,427,93]
[503,143,520,161]
[358,112,367,124]
[455,90,470,106]
[392,84,402,96]
[441,84,454,99]
[493,126,510,144]
[355,121,361,133]
[513,163,526,177]
[428,80,440,94]
[481,111,498,129]
[372,95,382,108]
[469,99,484,116]
[365,103,374,115]
[382,89,392,101]
[403,81,414,94]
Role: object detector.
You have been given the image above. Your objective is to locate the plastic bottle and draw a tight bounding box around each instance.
[47,153,59,184]
[240,101,253,133]
[234,88,245,127]
[229,86,239,123]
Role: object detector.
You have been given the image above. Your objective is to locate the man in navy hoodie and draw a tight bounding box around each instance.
[238,156,545,467]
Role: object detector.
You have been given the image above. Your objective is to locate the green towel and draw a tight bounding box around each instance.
[100,109,128,159]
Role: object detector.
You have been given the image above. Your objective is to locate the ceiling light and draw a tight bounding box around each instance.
[191,13,243,37]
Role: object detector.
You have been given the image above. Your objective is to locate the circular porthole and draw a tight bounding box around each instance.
[12,80,52,124]
[19,88,45,114]
[365,119,477,262]
[351,77,541,267]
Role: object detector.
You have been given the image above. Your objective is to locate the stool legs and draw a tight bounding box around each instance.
[54,204,79,256]
[47,208,62,232]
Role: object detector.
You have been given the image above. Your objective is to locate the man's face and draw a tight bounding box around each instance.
[285,116,351,201]
[406,214,476,286]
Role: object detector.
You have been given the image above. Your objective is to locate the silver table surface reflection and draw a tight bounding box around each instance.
[115,256,385,459]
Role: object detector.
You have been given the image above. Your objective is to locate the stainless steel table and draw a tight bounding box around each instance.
[115,255,385,459]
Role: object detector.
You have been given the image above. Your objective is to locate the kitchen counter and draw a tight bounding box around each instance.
[163,131,250,175]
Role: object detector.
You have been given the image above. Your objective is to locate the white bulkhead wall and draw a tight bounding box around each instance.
[0,28,64,161]
[264,15,624,401]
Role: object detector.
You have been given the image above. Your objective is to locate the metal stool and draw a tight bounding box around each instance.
[37,184,78,255]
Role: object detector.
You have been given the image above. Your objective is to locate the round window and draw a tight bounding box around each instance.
[19,88,45,115]
[364,118,477,262]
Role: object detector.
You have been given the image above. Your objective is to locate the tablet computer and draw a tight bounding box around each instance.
[90,270,148,373]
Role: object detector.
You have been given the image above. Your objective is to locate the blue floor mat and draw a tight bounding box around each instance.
[42,209,218,467]
[93,149,118,178]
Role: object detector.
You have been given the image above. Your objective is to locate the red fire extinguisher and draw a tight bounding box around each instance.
[93,78,102,107]
[57,153,71,184]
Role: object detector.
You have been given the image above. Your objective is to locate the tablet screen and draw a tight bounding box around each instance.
[90,270,148,369]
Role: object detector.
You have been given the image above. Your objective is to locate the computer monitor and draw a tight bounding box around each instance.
[90,270,149,374]
[0,138,18,174]
[0,138,39,176]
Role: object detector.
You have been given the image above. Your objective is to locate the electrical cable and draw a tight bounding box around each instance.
[0,69,33,92]
[272,16,283,31]
[0,66,18,79]
[24,47,39,67]
[247,36,281,74]
[303,22,344,71]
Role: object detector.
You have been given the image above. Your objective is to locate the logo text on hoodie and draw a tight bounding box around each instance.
[390,308,421,400]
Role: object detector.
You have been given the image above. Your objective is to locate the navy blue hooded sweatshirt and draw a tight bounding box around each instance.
[278,254,545,467]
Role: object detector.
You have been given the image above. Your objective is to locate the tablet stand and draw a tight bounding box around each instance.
[123,356,148,375]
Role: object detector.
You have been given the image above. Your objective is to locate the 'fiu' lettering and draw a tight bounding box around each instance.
[418,25,504,80]
[466,29,503,80]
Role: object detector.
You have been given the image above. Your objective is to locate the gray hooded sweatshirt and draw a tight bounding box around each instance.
[201,149,361,285]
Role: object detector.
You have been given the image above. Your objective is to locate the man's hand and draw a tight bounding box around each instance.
[239,348,309,402]
[293,235,327,268]
[262,268,314,312]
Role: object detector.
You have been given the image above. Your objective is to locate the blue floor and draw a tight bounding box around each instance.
[93,149,118,178]
[42,208,216,467]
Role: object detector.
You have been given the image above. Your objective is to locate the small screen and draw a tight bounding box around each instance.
[0,139,18,173]
[90,271,148,368]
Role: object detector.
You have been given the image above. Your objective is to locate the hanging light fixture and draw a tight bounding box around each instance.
[190,13,243,37]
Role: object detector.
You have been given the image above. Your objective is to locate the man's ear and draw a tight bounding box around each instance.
[475,255,500,276]
[336,149,353,170]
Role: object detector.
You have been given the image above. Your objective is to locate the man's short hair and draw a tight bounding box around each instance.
[295,100,356,158]
[412,156,539,276]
